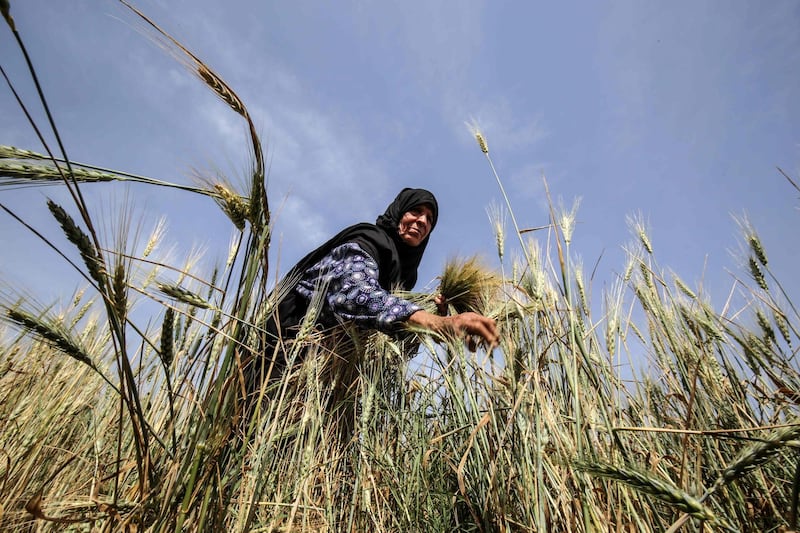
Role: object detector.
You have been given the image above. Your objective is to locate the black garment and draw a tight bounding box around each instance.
[256,188,438,377]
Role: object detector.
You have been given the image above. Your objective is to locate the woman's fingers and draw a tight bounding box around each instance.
[434,293,448,315]
[450,312,498,349]
[408,309,498,349]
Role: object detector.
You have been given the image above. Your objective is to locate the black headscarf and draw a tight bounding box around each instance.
[268,188,438,340]
[373,187,438,288]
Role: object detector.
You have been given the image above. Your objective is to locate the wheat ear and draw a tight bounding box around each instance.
[157,283,212,310]
[708,422,800,496]
[47,199,105,288]
[576,462,719,524]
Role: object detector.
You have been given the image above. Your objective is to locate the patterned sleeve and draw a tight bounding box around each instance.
[295,242,422,333]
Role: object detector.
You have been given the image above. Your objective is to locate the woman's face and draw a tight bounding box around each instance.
[397,204,434,247]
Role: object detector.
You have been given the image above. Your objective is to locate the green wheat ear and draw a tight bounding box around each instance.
[6,307,94,367]
[47,199,106,288]
[0,161,115,184]
[158,282,212,309]
[160,307,175,369]
[710,422,800,494]
[576,462,720,524]
[748,257,768,291]
[748,234,768,266]
[212,183,249,231]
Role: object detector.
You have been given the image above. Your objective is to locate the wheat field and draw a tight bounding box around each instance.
[1,3,799,532]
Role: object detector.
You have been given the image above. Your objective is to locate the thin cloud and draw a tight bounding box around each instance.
[259,104,391,218]
[597,1,800,157]
[114,5,397,255]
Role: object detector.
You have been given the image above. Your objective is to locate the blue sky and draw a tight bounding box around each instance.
[1,1,798,320]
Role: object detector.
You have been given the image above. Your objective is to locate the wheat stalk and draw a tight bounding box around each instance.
[111,263,127,324]
[160,307,175,369]
[0,155,214,196]
[0,161,115,185]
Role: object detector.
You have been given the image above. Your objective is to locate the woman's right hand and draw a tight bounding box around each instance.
[408,309,499,350]
[445,311,499,350]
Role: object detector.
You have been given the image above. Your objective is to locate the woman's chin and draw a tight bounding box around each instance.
[400,235,422,247]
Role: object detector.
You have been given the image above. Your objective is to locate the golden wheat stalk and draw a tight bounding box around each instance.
[119,1,265,179]
[437,256,499,315]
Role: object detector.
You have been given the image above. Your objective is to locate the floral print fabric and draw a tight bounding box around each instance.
[294,242,422,333]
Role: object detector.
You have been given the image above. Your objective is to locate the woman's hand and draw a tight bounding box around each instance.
[447,312,499,351]
[434,294,448,316]
[407,309,499,350]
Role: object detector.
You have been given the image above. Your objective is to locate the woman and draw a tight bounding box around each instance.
[253,187,499,385]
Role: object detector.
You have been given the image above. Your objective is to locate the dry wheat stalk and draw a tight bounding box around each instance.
[438,256,499,315]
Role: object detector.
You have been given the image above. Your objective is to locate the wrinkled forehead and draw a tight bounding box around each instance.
[410,203,435,217]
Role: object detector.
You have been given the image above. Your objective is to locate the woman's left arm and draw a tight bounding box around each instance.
[320,243,422,332]
[311,243,499,348]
